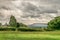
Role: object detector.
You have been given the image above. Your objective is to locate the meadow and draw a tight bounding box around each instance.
[0,31,60,40]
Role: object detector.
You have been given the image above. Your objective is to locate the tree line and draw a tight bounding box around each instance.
[0,15,60,31]
[0,15,28,31]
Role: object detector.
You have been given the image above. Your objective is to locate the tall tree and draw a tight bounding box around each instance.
[48,16,60,30]
[9,15,17,27]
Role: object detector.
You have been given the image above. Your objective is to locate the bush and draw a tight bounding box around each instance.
[18,28,35,31]
[45,28,54,31]
[0,28,16,31]
[18,27,46,31]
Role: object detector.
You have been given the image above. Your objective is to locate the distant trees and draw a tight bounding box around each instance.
[9,15,28,31]
[9,15,19,31]
[4,23,9,26]
[1,15,60,31]
[9,15,27,27]
[19,23,27,27]
[48,16,60,30]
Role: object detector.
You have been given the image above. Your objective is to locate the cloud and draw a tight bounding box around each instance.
[0,0,60,25]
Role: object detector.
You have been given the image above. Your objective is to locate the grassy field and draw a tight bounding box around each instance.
[0,31,60,40]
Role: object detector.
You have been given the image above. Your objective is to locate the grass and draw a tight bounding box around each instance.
[0,31,60,40]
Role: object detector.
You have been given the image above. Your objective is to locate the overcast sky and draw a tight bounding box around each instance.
[0,0,60,25]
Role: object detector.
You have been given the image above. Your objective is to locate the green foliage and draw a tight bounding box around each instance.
[17,23,20,28]
[19,23,27,27]
[9,15,17,27]
[18,27,46,31]
[8,15,28,31]
[0,23,2,26]
[48,16,60,30]
[0,28,15,31]
[18,28,37,31]
[4,23,9,27]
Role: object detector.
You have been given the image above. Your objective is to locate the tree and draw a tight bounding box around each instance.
[19,23,27,27]
[0,23,2,26]
[4,23,8,26]
[16,23,20,31]
[48,16,60,30]
[17,23,20,28]
[9,15,17,27]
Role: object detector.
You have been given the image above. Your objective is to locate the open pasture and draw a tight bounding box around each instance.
[0,31,60,40]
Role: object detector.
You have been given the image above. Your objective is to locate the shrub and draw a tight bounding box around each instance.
[0,28,16,31]
[18,27,45,31]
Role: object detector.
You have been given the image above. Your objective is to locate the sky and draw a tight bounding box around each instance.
[0,0,60,25]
